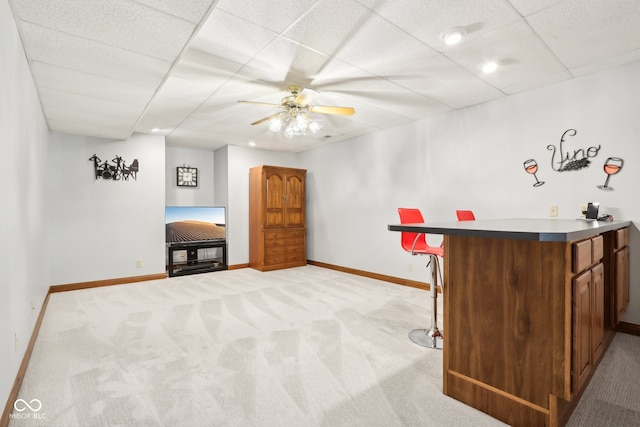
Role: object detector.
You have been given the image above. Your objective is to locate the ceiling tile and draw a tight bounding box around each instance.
[358,0,522,50]
[143,96,201,117]
[283,0,373,58]
[31,62,154,109]
[48,120,131,140]
[526,0,640,69]
[173,48,242,82]
[236,37,335,87]
[134,0,216,23]
[506,0,564,16]
[501,70,572,95]
[10,0,640,153]
[155,74,221,104]
[329,79,449,120]
[198,78,279,110]
[447,19,567,90]
[11,0,197,61]
[46,109,135,139]
[20,23,171,86]
[385,54,504,109]
[215,0,317,33]
[39,88,143,121]
[569,50,640,77]
[190,8,279,66]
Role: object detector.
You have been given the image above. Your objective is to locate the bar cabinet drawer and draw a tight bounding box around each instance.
[592,235,604,263]
[616,228,629,249]
[573,239,592,274]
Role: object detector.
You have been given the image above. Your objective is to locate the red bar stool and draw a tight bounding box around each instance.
[456,210,476,221]
[397,208,444,348]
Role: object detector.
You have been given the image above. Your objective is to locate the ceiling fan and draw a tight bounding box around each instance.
[237,85,355,137]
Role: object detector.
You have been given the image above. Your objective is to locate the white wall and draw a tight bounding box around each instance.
[0,0,50,410]
[226,145,299,265]
[165,145,214,207]
[47,132,166,284]
[213,145,228,208]
[298,60,640,324]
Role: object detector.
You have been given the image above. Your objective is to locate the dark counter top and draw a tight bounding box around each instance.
[388,218,631,242]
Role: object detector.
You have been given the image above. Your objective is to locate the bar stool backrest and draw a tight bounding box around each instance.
[456,210,476,221]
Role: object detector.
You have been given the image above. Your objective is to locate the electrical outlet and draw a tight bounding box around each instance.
[580,204,588,217]
[408,263,413,272]
[550,205,558,217]
[135,259,142,268]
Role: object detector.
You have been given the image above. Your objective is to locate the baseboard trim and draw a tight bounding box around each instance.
[49,273,167,293]
[1,293,51,427]
[307,260,440,292]
[616,321,640,337]
[228,263,249,270]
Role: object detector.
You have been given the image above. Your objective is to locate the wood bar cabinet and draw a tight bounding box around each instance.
[388,218,631,426]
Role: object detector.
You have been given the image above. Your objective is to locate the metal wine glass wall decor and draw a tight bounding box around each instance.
[523,129,624,190]
[89,154,139,181]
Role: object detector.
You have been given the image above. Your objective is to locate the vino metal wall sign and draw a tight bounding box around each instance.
[524,129,624,190]
[547,129,599,172]
[89,154,139,181]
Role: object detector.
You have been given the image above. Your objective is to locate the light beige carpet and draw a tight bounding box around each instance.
[8,266,639,426]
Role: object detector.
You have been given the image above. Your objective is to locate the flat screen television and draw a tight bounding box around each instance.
[165,206,226,244]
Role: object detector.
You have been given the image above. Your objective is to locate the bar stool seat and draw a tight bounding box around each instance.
[397,208,443,349]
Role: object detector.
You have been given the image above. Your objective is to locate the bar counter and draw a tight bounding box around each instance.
[388,218,631,426]
[388,217,630,242]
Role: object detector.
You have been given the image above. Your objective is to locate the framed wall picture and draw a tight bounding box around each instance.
[177,166,198,187]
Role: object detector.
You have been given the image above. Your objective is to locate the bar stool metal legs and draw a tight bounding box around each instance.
[409,254,443,348]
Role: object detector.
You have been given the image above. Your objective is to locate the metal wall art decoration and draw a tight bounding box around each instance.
[523,159,545,187]
[524,128,625,190]
[547,129,600,172]
[89,154,139,181]
[597,157,624,190]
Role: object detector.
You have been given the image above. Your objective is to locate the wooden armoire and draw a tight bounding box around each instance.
[249,165,307,271]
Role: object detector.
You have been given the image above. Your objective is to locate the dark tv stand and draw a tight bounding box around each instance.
[167,240,227,277]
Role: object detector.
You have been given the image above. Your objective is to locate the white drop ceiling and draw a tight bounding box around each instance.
[9,0,640,152]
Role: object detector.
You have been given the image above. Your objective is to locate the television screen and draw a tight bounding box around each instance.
[165,206,226,244]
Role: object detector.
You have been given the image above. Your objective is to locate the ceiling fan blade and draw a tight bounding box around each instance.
[238,100,281,107]
[294,87,319,107]
[251,112,283,126]
[308,105,355,116]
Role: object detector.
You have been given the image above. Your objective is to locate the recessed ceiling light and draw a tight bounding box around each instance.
[248,141,256,147]
[482,61,498,74]
[441,28,465,46]
[150,127,161,132]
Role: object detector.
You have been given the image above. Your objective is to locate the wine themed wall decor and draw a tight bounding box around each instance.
[547,129,600,172]
[597,157,623,190]
[524,129,624,190]
[524,158,545,187]
[89,154,139,181]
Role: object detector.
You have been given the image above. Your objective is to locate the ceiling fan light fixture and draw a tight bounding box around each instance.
[268,116,283,132]
[240,85,354,138]
[283,119,298,138]
[308,120,322,134]
[295,113,307,128]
